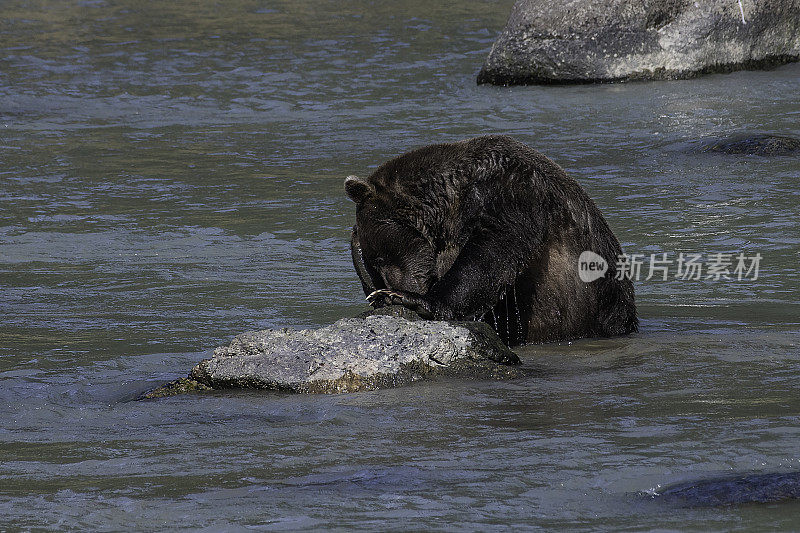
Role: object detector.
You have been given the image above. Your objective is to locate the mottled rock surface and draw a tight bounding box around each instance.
[478,0,800,85]
[141,306,523,398]
[141,377,211,399]
[647,471,800,507]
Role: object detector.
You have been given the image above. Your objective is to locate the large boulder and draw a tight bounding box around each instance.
[141,306,523,397]
[477,0,800,85]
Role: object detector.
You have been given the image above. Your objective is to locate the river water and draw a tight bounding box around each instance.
[1,1,799,530]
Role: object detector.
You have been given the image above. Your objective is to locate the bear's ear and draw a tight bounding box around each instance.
[344,175,373,203]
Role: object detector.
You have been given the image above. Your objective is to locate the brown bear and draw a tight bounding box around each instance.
[345,135,637,345]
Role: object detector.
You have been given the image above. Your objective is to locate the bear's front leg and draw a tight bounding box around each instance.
[351,226,383,296]
[366,289,435,319]
[425,226,539,321]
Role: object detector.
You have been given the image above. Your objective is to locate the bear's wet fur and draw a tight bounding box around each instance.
[345,135,637,345]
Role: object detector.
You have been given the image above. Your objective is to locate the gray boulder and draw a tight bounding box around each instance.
[141,306,523,397]
[478,0,800,85]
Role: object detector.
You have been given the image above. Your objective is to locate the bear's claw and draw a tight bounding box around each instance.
[366,289,403,305]
[366,289,434,319]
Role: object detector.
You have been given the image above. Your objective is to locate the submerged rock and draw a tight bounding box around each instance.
[647,471,800,507]
[698,133,800,155]
[141,377,211,399]
[478,0,800,85]
[141,306,523,398]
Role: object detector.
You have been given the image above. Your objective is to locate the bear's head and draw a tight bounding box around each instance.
[345,175,436,296]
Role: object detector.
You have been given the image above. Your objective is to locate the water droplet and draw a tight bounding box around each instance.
[513,284,522,343]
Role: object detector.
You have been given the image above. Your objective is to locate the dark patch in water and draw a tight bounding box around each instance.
[644,471,800,507]
[698,133,800,156]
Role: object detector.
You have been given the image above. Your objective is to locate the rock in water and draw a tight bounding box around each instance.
[648,471,800,507]
[698,133,800,155]
[477,0,800,85]
[141,306,522,398]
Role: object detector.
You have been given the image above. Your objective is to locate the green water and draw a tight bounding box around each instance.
[1,0,799,530]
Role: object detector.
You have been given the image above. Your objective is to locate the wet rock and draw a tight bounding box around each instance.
[478,0,800,85]
[141,306,523,397]
[140,377,211,399]
[698,133,800,155]
[647,471,800,507]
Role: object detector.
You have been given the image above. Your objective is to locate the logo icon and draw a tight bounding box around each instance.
[578,251,608,282]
